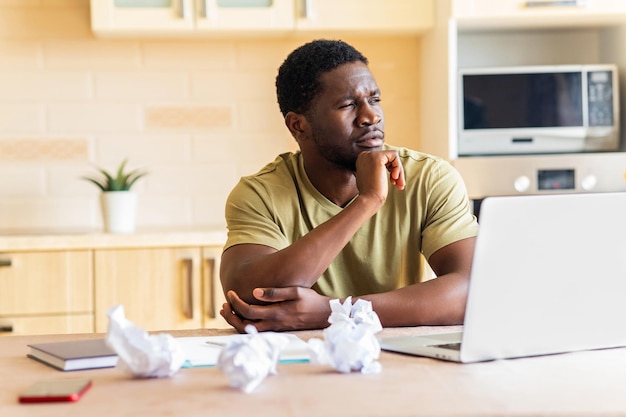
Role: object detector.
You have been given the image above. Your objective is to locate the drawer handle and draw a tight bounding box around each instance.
[0,324,13,333]
[203,258,216,319]
[178,0,192,18]
[525,0,586,7]
[302,0,312,18]
[0,258,11,267]
[198,0,210,18]
[181,258,194,320]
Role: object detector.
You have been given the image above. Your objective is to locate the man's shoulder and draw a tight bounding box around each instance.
[241,151,301,184]
[383,144,447,170]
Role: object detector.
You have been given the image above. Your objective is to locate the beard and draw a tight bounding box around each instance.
[310,125,358,172]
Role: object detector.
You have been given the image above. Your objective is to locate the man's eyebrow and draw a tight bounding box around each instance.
[338,88,381,100]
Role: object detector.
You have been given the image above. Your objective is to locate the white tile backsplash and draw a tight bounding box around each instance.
[0,197,98,231]
[95,134,192,164]
[0,1,421,233]
[135,195,193,227]
[95,72,189,101]
[0,40,42,69]
[190,70,275,101]
[0,166,46,196]
[0,104,45,132]
[141,41,237,70]
[43,40,141,70]
[48,103,142,133]
[0,71,92,101]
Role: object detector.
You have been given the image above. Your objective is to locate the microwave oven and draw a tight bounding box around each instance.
[457,64,619,156]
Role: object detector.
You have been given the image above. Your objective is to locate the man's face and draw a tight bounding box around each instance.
[304,62,385,172]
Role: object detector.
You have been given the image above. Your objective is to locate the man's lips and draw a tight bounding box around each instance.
[356,131,384,148]
[356,138,383,148]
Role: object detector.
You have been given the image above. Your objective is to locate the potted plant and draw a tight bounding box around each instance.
[82,159,147,234]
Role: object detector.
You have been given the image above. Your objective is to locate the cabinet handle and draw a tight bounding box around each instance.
[197,0,210,18]
[525,0,586,7]
[301,0,313,19]
[178,0,192,18]
[203,258,216,319]
[181,258,194,319]
[0,324,13,333]
[0,258,11,267]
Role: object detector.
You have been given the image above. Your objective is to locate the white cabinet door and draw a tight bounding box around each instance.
[195,0,294,31]
[91,0,435,36]
[91,0,195,35]
[91,0,294,36]
[295,0,434,34]
[454,0,626,29]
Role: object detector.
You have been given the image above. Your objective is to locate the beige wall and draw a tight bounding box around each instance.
[0,0,423,232]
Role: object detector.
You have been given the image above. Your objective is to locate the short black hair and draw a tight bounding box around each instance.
[275,39,368,117]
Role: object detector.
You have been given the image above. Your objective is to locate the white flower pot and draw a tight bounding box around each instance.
[100,191,138,234]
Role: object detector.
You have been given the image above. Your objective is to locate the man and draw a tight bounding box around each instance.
[220,39,478,332]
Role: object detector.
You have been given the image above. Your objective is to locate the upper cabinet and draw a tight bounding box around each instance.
[453,0,626,30]
[90,0,434,37]
[295,0,433,34]
[90,0,294,36]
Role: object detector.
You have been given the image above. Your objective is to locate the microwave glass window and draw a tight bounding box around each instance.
[463,72,583,130]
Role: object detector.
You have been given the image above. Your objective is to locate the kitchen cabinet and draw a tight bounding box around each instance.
[90,0,294,36]
[294,0,433,34]
[94,245,228,332]
[0,251,93,336]
[453,0,626,30]
[90,0,433,37]
[418,0,626,162]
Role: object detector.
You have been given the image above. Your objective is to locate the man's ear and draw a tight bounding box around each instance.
[284,112,308,143]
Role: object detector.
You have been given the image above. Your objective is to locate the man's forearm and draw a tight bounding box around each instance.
[222,194,381,302]
[359,272,470,327]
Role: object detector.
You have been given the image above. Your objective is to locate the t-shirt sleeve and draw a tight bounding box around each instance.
[223,177,290,252]
[420,159,478,259]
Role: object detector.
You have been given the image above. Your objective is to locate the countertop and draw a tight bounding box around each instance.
[4,325,626,417]
[0,228,228,251]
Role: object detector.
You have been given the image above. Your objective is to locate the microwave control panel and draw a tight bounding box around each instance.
[588,70,614,127]
[454,153,626,198]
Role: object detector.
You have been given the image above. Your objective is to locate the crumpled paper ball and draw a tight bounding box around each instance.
[106,304,185,378]
[308,296,383,374]
[217,325,290,393]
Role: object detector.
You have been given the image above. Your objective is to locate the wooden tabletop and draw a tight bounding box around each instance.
[2,326,626,417]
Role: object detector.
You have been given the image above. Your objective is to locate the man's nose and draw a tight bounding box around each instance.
[357,104,382,126]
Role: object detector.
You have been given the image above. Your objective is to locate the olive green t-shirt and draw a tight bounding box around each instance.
[224,144,478,298]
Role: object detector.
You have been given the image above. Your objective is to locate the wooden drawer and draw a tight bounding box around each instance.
[0,314,94,336]
[0,250,93,316]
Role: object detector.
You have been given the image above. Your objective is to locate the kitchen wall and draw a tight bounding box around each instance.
[0,0,423,233]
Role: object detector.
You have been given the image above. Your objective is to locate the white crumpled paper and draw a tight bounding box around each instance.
[106,304,185,378]
[217,324,290,393]
[307,296,383,374]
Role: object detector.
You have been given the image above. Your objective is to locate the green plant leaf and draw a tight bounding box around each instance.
[82,158,147,192]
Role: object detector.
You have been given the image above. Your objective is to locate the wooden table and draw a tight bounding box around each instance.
[2,326,626,416]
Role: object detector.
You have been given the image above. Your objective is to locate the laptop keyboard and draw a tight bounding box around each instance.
[428,342,462,351]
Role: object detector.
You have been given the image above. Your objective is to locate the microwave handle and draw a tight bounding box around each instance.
[525,0,586,7]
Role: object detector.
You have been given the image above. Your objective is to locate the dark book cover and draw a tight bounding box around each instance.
[27,339,118,371]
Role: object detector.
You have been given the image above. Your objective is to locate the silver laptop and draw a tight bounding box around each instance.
[380,192,626,363]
